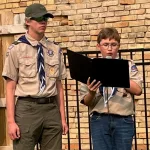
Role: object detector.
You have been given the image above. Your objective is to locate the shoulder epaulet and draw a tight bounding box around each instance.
[53,41,59,45]
[12,40,22,45]
[8,40,21,50]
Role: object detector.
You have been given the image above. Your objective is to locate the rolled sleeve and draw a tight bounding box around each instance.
[80,83,89,104]
[129,60,143,88]
[58,51,67,80]
[2,46,18,81]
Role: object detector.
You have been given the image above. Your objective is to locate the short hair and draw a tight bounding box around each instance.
[97,27,121,44]
[24,17,30,30]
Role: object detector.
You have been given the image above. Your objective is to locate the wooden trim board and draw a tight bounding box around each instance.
[0,98,6,107]
[0,146,13,150]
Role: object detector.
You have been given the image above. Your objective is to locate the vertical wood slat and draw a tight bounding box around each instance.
[0,108,7,146]
[0,35,14,98]
[0,11,14,98]
[0,37,4,98]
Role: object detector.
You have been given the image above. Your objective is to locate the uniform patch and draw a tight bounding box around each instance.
[131,65,138,72]
[47,49,54,56]
[8,44,14,50]
[6,51,9,57]
[53,41,59,45]
[50,67,55,75]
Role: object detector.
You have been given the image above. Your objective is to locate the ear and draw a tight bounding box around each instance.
[97,43,100,49]
[25,19,31,26]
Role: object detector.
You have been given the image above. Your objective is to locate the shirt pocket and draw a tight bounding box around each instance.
[45,59,59,78]
[116,88,124,97]
[116,88,129,97]
[19,58,36,77]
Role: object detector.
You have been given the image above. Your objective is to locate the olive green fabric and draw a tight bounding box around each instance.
[25,3,54,18]
[13,97,62,150]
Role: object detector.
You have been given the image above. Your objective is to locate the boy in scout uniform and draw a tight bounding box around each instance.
[80,28,143,150]
[2,3,68,150]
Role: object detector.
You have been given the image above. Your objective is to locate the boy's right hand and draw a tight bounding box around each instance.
[8,122,20,140]
[87,77,101,95]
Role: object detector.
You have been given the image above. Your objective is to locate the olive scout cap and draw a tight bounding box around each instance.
[25,3,54,18]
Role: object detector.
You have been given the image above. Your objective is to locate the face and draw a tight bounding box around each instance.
[26,16,48,36]
[97,38,120,59]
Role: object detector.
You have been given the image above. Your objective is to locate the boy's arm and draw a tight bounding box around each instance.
[56,80,68,135]
[125,60,143,96]
[83,91,96,106]
[6,79,20,140]
[81,78,101,106]
[6,79,16,124]
[125,80,142,95]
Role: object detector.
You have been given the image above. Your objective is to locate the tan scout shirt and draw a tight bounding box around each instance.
[80,59,143,116]
[2,33,67,97]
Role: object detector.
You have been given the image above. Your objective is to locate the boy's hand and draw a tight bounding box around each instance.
[8,122,20,140]
[62,120,68,135]
[87,77,101,95]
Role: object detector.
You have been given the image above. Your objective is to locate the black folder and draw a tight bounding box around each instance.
[67,49,130,88]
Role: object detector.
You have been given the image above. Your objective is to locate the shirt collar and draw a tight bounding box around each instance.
[25,33,48,48]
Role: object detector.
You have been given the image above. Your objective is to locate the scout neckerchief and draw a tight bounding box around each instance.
[17,35,46,93]
[99,86,117,107]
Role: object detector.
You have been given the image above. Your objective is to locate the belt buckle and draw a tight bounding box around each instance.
[37,98,47,104]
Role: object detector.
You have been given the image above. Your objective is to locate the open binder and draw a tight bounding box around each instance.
[67,49,130,88]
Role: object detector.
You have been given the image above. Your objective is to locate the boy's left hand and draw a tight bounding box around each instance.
[62,120,68,135]
[87,77,101,95]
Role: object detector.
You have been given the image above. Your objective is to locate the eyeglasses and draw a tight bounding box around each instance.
[100,43,119,49]
[30,16,49,22]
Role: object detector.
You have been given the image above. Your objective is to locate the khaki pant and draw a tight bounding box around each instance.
[13,98,62,150]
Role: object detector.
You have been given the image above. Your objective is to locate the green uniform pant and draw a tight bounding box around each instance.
[13,98,62,150]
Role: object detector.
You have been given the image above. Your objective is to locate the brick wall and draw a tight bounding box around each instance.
[0,0,150,150]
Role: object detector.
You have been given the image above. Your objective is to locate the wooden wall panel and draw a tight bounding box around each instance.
[0,11,13,25]
[1,36,14,98]
[0,11,14,99]
[0,108,11,147]
[0,35,14,148]
[0,36,4,98]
